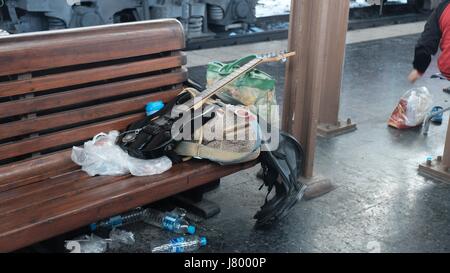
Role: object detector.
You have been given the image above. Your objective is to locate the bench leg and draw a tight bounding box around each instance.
[171,180,221,219]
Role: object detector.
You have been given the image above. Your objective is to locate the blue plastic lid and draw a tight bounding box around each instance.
[89,223,97,231]
[200,237,207,246]
[146,101,164,114]
[187,225,196,235]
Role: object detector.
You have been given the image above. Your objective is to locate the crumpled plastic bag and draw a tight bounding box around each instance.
[108,229,136,250]
[388,87,433,129]
[71,131,172,176]
[65,234,108,253]
[0,29,10,36]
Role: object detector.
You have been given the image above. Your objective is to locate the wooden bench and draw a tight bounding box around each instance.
[0,19,257,252]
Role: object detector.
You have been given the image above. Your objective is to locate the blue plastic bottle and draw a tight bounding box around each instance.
[151,236,207,253]
[90,208,146,231]
[143,208,196,235]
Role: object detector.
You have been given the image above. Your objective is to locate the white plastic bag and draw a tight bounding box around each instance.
[66,234,108,254]
[71,131,172,177]
[0,29,9,36]
[388,87,433,129]
[108,229,136,250]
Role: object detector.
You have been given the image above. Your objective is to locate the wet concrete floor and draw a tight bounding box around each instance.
[113,33,450,253]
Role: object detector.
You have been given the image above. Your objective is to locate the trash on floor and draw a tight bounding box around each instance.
[65,229,136,253]
[71,131,172,176]
[151,236,207,253]
[65,234,108,254]
[430,106,444,124]
[143,208,196,235]
[90,207,147,232]
[90,207,197,235]
[422,106,450,135]
[108,229,136,250]
[388,87,433,129]
[80,206,203,253]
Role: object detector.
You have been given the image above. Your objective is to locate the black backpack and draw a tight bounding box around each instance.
[254,132,307,227]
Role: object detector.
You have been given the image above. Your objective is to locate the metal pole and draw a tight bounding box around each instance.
[142,0,150,20]
[284,0,346,178]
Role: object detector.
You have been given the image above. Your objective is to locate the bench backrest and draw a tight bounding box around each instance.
[0,20,187,167]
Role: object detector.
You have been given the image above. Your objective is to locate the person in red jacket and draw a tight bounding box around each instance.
[409,0,450,83]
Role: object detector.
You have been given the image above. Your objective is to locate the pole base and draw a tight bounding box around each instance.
[258,169,335,201]
[171,195,221,219]
[317,119,357,138]
[418,157,450,183]
[299,176,336,201]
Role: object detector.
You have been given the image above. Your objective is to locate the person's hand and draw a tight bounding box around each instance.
[408,69,422,83]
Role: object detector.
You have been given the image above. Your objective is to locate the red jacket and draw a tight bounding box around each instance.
[414,0,450,78]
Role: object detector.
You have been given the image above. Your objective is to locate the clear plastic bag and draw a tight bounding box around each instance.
[108,229,135,250]
[65,234,108,253]
[71,131,172,176]
[0,29,9,36]
[388,87,433,129]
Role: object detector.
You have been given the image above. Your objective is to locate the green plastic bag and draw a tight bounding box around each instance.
[207,55,277,122]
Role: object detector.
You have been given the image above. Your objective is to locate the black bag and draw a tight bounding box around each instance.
[116,91,194,161]
[254,132,307,227]
[116,80,212,161]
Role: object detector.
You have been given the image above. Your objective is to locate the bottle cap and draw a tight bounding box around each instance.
[146,101,165,115]
[200,237,207,246]
[89,223,97,231]
[187,225,196,235]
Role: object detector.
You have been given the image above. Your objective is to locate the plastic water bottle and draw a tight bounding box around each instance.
[90,208,147,231]
[143,208,196,235]
[151,236,207,253]
[146,101,165,116]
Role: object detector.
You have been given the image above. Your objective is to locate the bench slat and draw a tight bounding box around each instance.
[0,69,187,119]
[0,160,257,252]
[0,20,185,77]
[0,88,182,140]
[0,150,75,193]
[0,171,129,217]
[0,114,144,161]
[0,170,87,204]
[0,52,186,98]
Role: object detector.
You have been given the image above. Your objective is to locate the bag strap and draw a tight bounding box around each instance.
[175,141,260,165]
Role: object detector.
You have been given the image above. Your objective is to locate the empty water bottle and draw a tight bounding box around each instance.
[90,208,147,231]
[151,236,207,253]
[143,208,196,235]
